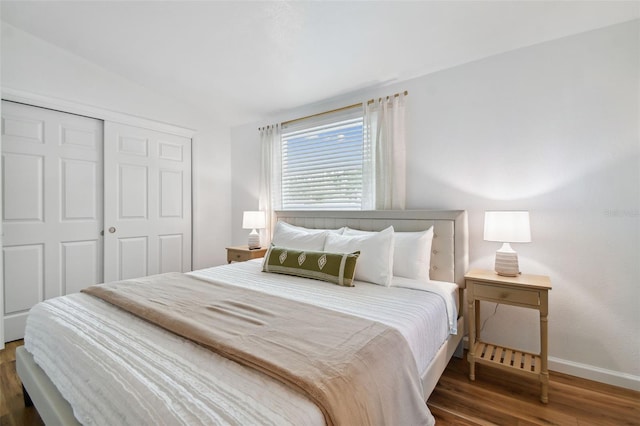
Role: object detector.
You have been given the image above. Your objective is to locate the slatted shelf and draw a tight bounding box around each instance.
[473,341,541,378]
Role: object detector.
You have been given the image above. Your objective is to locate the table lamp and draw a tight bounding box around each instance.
[483,211,531,276]
[242,211,266,249]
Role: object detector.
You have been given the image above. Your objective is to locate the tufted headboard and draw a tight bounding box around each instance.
[274,210,469,288]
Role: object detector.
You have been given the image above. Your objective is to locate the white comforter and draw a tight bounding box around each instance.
[24,261,456,425]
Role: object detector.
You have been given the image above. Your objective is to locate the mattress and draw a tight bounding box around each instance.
[24,260,457,425]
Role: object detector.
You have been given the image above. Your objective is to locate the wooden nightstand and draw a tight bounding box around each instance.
[226,246,267,263]
[465,269,552,403]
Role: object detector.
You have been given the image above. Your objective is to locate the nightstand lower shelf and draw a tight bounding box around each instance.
[472,341,541,377]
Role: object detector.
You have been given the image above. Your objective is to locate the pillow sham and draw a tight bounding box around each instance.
[262,245,360,287]
[324,226,394,287]
[276,221,345,235]
[344,227,434,281]
[271,221,328,251]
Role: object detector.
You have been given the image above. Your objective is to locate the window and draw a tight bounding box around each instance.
[280,106,367,210]
[264,91,406,212]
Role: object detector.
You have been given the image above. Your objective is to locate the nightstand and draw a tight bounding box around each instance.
[465,269,552,403]
[226,246,267,263]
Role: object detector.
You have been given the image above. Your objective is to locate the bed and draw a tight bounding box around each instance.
[16,209,468,425]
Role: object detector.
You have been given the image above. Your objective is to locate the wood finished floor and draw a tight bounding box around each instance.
[1,339,638,425]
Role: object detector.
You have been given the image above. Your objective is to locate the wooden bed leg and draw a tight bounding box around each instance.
[22,384,34,407]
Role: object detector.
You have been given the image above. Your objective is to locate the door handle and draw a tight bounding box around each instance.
[108,227,116,233]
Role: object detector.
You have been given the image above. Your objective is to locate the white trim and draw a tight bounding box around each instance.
[1,87,196,138]
[549,356,640,392]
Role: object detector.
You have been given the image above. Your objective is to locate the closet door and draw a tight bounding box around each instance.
[2,101,103,341]
[103,122,191,282]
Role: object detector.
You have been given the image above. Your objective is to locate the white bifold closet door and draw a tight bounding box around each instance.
[103,122,191,282]
[2,101,103,341]
[1,101,191,342]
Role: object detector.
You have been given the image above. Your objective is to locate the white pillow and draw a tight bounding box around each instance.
[324,226,394,286]
[272,221,328,251]
[344,227,434,281]
[393,228,434,281]
[277,221,345,235]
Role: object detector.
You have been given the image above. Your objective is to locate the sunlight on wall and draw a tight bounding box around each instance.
[430,139,638,202]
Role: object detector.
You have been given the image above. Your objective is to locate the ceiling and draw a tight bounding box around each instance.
[1,1,638,126]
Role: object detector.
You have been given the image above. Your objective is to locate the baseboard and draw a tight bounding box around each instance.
[548,357,640,392]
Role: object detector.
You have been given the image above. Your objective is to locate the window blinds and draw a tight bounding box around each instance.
[281,106,365,210]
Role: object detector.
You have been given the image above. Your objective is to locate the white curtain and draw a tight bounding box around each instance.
[258,124,281,244]
[363,92,407,210]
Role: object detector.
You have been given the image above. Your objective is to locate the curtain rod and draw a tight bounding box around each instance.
[258,124,279,131]
[366,90,409,106]
[281,102,362,127]
[258,90,408,130]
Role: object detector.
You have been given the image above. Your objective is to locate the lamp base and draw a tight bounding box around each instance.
[494,243,520,277]
[247,229,261,250]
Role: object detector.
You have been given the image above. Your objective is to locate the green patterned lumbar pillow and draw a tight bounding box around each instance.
[262,245,360,287]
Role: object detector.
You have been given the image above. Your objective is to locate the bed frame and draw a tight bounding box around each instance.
[16,209,468,425]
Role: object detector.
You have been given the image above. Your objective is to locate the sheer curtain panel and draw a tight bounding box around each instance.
[259,124,281,244]
[364,92,407,210]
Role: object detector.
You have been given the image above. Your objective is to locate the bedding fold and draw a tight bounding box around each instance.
[82,272,433,426]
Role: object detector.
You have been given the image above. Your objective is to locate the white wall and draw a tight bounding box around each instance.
[230,20,640,389]
[1,22,232,269]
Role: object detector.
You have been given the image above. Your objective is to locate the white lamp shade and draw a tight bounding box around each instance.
[484,211,531,243]
[242,211,266,230]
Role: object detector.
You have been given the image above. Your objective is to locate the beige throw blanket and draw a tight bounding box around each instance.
[83,272,432,426]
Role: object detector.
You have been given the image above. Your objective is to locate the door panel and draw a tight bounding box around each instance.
[61,159,99,220]
[160,170,183,217]
[159,234,183,274]
[2,101,103,341]
[2,114,44,143]
[118,236,148,280]
[104,122,191,282]
[61,240,101,294]
[3,244,43,313]
[2,153,44,221]
[119,164,148,218]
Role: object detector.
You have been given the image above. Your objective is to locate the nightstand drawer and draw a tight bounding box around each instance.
[229,251,248,262]
[226,246,267,263]
[471,282,540,306]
